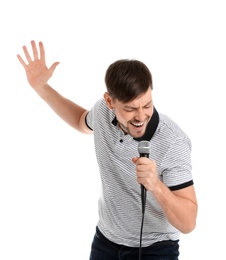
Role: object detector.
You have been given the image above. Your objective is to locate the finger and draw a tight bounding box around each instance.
[135,157,150,165]
[39,41,46,63]
[132,157,139,163]
[31,40,39,60]
[136,164,150,172]
[17,54,27,68]
[49,62,60,76]
[22,45,32,63]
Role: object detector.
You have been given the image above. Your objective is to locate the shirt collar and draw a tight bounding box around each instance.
[111,107,159,141]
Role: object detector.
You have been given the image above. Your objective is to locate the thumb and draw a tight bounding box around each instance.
[132,157,139,164]
[49,61,60,75]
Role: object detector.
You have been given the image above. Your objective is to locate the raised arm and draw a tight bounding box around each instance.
[17,41,92,134]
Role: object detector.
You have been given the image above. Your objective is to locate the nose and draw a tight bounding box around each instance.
[134,108,146,121]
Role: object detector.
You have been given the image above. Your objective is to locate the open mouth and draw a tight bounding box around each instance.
[130,122,144,127]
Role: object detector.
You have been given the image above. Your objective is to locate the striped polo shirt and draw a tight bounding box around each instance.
[86,98,193,247]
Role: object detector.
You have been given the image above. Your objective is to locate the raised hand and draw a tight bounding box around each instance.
[17,40,59,89]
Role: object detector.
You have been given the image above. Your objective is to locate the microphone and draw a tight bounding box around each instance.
[138,140,151,214]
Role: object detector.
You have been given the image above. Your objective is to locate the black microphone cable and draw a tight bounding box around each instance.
[139,185,147,260]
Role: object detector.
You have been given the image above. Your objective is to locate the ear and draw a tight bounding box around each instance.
[104,92,115,109]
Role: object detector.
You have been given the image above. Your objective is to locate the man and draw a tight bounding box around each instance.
[17,41,198,260]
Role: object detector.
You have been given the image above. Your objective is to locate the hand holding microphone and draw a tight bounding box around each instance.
[132,141,159,210]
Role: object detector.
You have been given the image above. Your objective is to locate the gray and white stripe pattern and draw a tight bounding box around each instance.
[86,98,193,247]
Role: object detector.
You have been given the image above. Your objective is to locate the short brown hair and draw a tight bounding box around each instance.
[105,59,153,103]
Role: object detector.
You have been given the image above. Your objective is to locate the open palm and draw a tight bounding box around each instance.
[17,41,59,89]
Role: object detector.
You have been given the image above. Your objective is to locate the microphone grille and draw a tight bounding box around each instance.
[138,140,151,154]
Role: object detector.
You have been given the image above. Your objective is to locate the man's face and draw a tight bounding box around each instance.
[104,88,154,138]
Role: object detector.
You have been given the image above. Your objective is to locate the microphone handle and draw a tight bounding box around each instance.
[141,184,146,214]
[139,153,149,214]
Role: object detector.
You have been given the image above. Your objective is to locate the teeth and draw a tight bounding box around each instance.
[131,122,144,126]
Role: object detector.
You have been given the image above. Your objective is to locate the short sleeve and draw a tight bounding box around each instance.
[85,98,103,131]
[161,136,193,190]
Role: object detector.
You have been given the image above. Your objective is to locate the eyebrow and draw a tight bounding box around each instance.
[124,100,152,109]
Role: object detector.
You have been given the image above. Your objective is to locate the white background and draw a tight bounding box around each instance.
[1,0,225,259]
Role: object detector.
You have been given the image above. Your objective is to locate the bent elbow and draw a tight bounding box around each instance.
[180,220,197,234]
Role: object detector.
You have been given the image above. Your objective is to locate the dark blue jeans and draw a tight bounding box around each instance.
[89,227,179,260]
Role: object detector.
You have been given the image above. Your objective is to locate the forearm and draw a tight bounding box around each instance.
[34,84,90,133]
[151,181,198,234]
